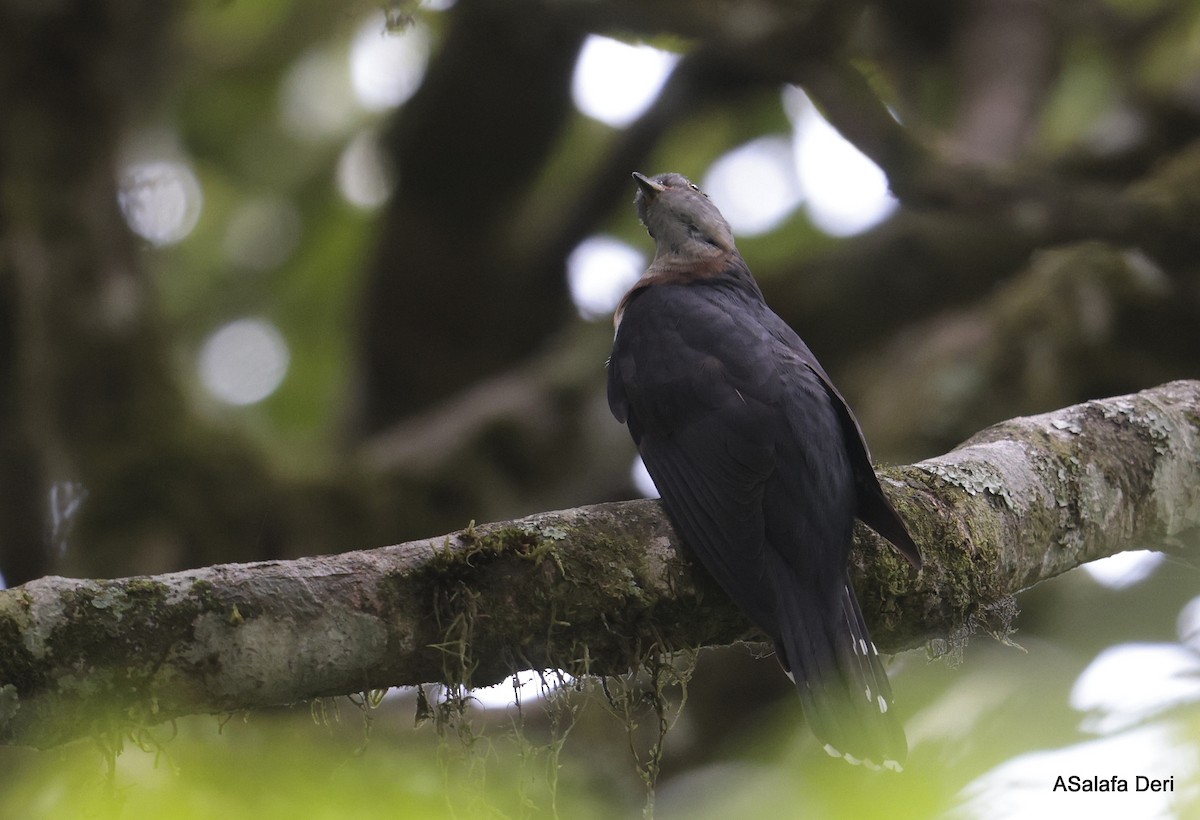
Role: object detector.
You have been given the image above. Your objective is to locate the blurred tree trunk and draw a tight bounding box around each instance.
[0,0,176,583]
[358,2,586,431]
[0,2,306,582]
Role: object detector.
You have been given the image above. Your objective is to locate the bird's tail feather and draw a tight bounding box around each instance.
[773,574,908,770]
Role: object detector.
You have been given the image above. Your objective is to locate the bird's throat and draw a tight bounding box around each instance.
[613,247,739,331]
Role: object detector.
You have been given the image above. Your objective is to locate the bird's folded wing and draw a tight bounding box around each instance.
[634,399,779,636]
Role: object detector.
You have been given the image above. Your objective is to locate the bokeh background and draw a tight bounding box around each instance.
[2,0,1200,817]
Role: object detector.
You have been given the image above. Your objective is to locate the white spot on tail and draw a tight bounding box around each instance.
[878,695,888,713]
[859,638,869,655]
[824,743,903,773]
[871,642,879,656]
[825,749,902,773]
[865,686,873,702]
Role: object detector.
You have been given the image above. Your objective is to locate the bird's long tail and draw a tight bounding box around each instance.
[772,572,908,771]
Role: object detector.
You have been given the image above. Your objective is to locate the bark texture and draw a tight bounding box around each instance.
[1,380,1198,748]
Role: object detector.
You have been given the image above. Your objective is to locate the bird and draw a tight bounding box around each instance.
[607,171,922,770]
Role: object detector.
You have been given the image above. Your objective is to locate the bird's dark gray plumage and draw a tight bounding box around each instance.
[608,171,921,770]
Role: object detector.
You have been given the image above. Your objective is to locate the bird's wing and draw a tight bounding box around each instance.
[608,283,782,634]
[808,362,922,568]
[761,315,922,568]
[759,357,858,581]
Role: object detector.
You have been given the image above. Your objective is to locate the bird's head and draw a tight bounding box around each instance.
[633,172,737,258]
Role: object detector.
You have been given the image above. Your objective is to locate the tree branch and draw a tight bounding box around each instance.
[799,61,1200,264]
[2,381,1198,748]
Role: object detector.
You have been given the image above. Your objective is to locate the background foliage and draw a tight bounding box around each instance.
[2,0,1199,816]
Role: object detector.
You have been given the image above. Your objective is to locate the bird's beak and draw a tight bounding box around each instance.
[632,172,665,199]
